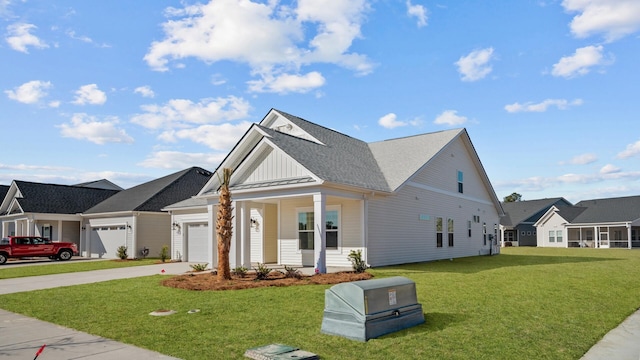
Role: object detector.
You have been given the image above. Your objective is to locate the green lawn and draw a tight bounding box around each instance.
[0,258,159,279]
[2,248,640,359]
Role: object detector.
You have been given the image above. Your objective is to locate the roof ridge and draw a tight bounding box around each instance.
[133,167,209,211]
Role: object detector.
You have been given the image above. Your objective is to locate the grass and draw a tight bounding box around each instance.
[0,258,159,279]
[2,247,640,359]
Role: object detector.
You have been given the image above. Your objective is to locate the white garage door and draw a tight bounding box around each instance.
[90,226,127,259]
[187,223,209,264]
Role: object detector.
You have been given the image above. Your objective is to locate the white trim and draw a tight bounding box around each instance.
[405,181,494,206]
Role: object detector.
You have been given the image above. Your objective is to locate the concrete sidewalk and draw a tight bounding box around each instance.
[580,309,640,360]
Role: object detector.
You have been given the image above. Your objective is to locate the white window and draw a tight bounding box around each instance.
[549,231,555,242]
[448,219,454,247]
[436,217,443,248]
[457,171,464,193]
[298,208,340,250]
[556,230,563,243]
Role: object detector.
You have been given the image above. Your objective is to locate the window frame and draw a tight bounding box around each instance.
[549,230,555,243]
[436,217,443,248]
[457,170,464,193]
[296,205,341,251]
[448,218,454,247]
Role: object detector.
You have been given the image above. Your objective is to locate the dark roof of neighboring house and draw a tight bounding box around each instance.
[74,179,123,191]
[0,185,9,202]
[555,206,588,222]
[501,198,572,227]
[85,167,213,214]
[10,181,120,214]
[569,195,640,223]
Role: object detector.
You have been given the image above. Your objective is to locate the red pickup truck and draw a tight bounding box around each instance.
[0,236,78,264]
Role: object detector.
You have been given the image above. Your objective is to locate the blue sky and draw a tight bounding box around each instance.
[1,0,639,203]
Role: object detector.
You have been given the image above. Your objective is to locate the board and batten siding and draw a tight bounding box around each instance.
[367,137,500,267]
[278,196,363,267]
[241,147,308,184]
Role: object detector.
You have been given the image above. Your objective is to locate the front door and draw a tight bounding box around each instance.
[599,232,609,248]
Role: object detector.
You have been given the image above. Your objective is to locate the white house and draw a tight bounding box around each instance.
[166,109,504,272]
[535,195,640,248]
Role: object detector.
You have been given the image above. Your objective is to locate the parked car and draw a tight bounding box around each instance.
[0,236,78,264]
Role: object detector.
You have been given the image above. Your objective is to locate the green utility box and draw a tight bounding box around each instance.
[321,276,425,341]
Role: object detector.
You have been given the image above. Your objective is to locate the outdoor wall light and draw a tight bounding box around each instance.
[172,222,181,231]
[250,218,259,229]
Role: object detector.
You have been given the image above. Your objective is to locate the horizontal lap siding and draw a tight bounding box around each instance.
[367,137,499,267]
[137,213,171,259]
[537,213,566,247]
[279,197,363,267]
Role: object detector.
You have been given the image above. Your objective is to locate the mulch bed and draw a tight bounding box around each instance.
[161,270,373,291]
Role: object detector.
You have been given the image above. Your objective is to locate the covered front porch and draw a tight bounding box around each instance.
[1,213,82,245]
[200,189,367,273]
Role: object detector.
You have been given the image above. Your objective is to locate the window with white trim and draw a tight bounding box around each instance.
[556,230,563,243]
[298,208,339,250]
[448,218,454,247]
[549,231,555,242]
[436,217,443,248]
[457,171,464,193]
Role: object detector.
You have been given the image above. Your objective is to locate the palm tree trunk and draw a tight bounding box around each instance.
[216,168,233,280]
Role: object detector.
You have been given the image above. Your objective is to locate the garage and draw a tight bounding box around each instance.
[186,223,209,263]
[90,226,127,259]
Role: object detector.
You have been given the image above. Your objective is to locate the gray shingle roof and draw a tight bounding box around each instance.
[501,198,572,227]
[10,181,120,214]
[85,167,213,214]
[0,185,8,204]
[571,195,640,223]
[368,129,463,191]
[257,120,390,191]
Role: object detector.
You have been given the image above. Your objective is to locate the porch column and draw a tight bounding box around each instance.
[207,204,216,269]
[594,226,598,248]
[314,193,327,274]
[240,201,251,268]
[230,201,241,269]
[628,224,632,249]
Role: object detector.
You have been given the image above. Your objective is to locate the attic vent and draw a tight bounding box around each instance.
[197,170,212,177]
[275,124,293,133]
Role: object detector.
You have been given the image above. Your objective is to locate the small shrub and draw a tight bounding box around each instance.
[116,246,128,260]
[347,249,368,273]
[505,241,513,247]
[190,263,208,272]
[232,266,248,277]
[254,263,272,280]
[284,265,302,279]
[159,245,169,263]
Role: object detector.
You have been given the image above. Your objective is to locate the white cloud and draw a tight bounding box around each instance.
[378,113,406,129]
[433,110,467,126]
[600,164,621,174]
[130,96,250,130]
[617,139,640,159]
[247,71,325,93]
[143,0,372,93]
[5,80,51,104]
[66,29,92,43]
[138,151,226,170]
[567,153,598,165]
[505,98,583,113]
[72,84,107,105]
[551,45,610,78]
[562,0,640,42]
[5,23,48,53]
[58,113,134,145]
[158,121,252,151]
[455,47,495,82]
[134,85,155,98]
[406,1,428,27]
[48,100,60,108]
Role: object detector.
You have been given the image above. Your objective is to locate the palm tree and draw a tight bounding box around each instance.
[216,167,233,280]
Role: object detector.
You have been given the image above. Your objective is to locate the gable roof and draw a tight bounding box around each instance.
[369,129,464,191]
[500,198,572,227]
[3,181,120,215]
[570,195,640,223]
[85,167,213,214]
[200,109,502,215]
[0,185,8,204]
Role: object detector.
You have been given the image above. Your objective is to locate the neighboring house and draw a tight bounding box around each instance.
[81,167,213,259]
[535,195,640,249]
[500,198,572,246]
[166,109,504,272]
[0,181,121,248]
